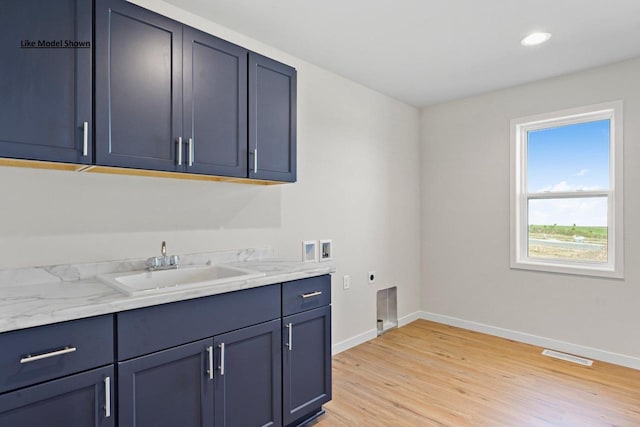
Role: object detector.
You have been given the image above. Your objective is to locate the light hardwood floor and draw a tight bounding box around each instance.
[315,320,640,426]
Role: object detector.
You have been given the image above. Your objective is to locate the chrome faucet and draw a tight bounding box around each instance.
[146,241,179,271]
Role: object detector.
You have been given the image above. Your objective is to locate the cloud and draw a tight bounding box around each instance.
[575,169,589,176]
[536,181,571,192]
[529,197,607,227]
[535,181,602,193]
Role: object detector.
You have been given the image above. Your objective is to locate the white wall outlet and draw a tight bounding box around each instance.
[343,275,351,290]
[368,271,376,284]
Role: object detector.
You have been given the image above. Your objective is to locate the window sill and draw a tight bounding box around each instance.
[511,259,623,279]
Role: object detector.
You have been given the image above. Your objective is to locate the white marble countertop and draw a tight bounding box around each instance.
[0,249,335,334]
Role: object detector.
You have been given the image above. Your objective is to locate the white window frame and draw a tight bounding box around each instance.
[510,101,623,278]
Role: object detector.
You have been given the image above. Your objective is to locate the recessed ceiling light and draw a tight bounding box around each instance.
[521,32,552,47]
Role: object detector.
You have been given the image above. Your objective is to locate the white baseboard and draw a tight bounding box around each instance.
[332,328,377,355]
[418,311,640,371]
[398,311,421,327]
[331,311,422,355]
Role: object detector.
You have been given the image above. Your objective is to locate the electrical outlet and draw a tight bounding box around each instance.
[368,271,376,284]
[343,275,351,290]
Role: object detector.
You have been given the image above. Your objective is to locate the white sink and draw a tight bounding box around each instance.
[97,265,265,296]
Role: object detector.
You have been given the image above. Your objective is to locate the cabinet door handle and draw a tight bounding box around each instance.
[206,345,214,380]
[104,376,111,418]
[286,323,293,351]
[188,138,194,166]
[20,346,76,364]
[253,148,258,173]
[301,291,322,299]
[219,343,225,376]
[82,122,89,156]
[177,137,183,165]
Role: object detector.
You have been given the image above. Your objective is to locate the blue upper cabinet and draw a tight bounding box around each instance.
[249,53,298,182]
[95,0,183,172]
[0,0,92,164]
[95,0,256,179]
[183,28,248,178]
[5,0,297,182]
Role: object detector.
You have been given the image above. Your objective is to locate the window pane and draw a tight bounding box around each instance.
[527,119,610,192]
[528,197,607,263]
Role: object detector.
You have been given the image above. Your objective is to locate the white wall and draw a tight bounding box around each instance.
[0,0,421,348]
[420,57,640,362]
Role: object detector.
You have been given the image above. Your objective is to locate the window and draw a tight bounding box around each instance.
[510,101,623,278]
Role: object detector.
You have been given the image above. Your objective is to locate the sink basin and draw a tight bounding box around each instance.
[97,265,265,296]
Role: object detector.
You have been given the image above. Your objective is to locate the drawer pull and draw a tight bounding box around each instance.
[301,291,322,299]
[20,346,77,364]
[104,376,111,418]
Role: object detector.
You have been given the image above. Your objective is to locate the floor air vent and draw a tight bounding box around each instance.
[542,349,593,366]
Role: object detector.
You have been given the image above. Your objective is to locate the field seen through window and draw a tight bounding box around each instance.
[528,224,608,262]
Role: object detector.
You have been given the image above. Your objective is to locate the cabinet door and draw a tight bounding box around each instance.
[248,53,297,182]
[183,27,248,178]
[118,338,214,427]
[214,319,282,427]
[0,0,92,164]
[95,0,182,172]
[0,365,114,427]
[282,306,332,426]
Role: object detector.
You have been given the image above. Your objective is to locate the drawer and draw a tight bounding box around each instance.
[283,275,331,316]
[0,315,114,394]
[117,284,281,360]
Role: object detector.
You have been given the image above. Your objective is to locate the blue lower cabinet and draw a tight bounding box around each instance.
[0,278,331,427]
[214,319,282,427]
[0,365,114,427]
[283,306,332,426]
[118,339,214,427]
[117,319,284,427]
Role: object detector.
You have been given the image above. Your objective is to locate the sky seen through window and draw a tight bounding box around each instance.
[527,119,609,227]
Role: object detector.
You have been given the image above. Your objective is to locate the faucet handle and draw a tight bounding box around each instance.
[161,241,167,257]
[147,257,160,269]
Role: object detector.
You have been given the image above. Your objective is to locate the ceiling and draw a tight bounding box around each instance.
[163,0,640,107]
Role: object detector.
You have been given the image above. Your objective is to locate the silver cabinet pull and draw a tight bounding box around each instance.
[253,148,258,173]
[104,376,111,418]
[219,343,225,376]
[82,122,89,156]
[188,138,194,166]
[286,323,293,351]
[177,137,183,165]
[206,346,214,380]
[301,291,323,299]
[20,346,77,364]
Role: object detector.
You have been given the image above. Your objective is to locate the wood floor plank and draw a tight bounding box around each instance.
[315,319,640,426]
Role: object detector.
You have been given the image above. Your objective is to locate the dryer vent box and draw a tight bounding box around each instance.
[376,286,397,336]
